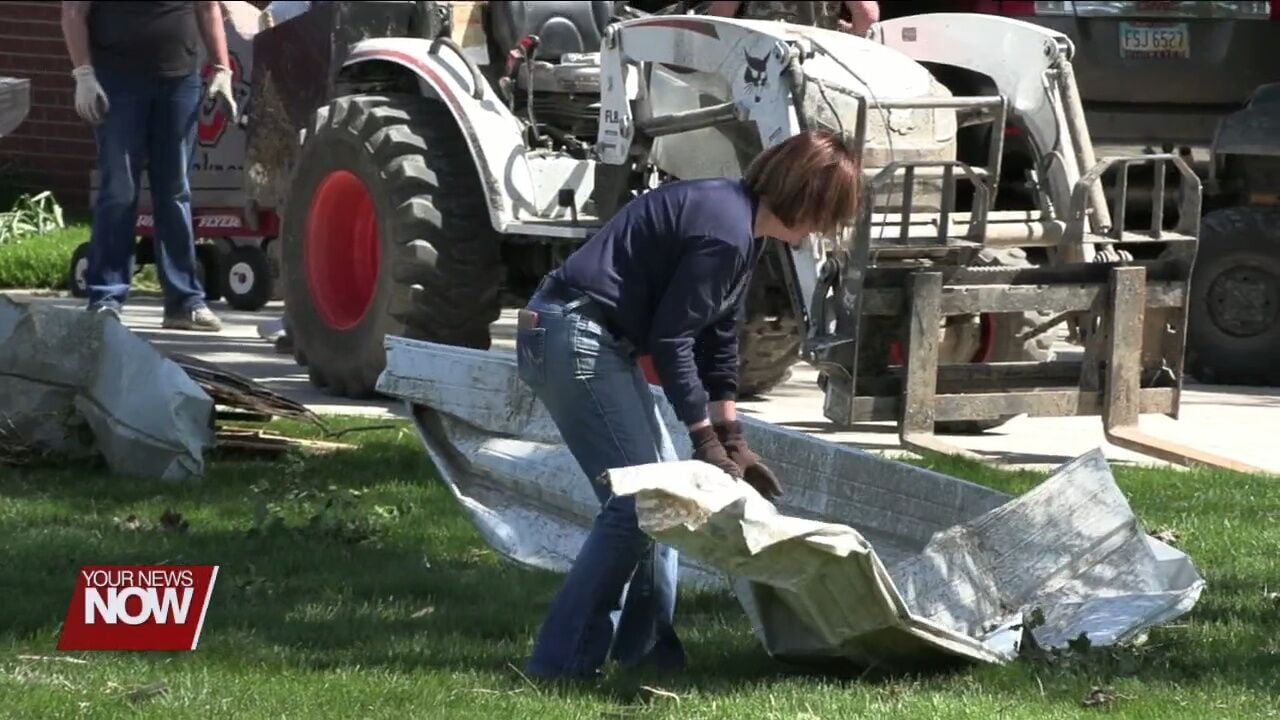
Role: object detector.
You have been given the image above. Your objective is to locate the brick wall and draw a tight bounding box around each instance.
[0,0,271,215]
[0,1,95,213]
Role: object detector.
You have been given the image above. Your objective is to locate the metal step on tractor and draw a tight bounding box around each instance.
[242,1,1255,470]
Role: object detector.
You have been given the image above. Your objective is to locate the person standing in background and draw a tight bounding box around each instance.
[61,1,238,331]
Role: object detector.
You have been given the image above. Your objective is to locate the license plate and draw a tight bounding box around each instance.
[1119,21,1190,59]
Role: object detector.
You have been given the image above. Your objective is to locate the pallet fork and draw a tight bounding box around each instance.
[809,149,1267,475]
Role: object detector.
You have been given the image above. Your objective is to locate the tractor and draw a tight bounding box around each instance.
[239,2,1240,467]
[248,0,1011,402]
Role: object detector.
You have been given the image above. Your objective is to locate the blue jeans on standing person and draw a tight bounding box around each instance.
[516,282,687,680]
[87,68,207,317]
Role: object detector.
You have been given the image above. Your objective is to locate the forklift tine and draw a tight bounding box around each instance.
[1104,426,1272,475]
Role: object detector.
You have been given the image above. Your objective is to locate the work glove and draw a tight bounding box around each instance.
[689,425,743,481]
[72,65,109,124]
[207,64,238,123]
[715,420,784,500]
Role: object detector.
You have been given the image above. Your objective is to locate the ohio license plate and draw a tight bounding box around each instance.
[1119,21,1190,59]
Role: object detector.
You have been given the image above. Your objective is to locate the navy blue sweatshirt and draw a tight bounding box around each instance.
[549,178,764,426]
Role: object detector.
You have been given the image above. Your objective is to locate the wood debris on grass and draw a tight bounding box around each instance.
[123,680,168,704]
[0,439,37,466]
[113,514,147,532]
[170,352,373,459]
[16,655,89,665]
[0,415,47,466]
[506,663,544,695]
[168,354,380,459]
[3,350,389,470]
[159,509,189,533]
[638,686,682,704]
[168,353,324,429]
[213,428,355,459]
[1082,686,1129,708]
[113,509,191,533]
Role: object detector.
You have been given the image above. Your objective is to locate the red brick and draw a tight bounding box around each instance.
[44,121,93,140]
[1,131,95,156]
[14,118,93,142]
[2,3,63,23]
[0,35,71,57]
[0,20,65,41]
[0,54,70,73]
[31,107,82,124]
[44,137,96,155]
[23,105,77,123]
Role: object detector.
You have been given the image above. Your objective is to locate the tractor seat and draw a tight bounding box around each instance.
[488,1,615,62]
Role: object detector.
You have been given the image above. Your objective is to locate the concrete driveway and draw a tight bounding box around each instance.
[10,291,1278,474]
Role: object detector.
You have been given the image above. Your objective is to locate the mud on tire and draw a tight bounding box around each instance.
[282,94,502,398]
[738,251,803,397]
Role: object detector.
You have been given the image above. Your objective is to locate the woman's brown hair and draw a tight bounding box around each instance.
[743,129,861,236]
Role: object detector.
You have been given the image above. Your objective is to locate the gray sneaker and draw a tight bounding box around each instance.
[163,305,223,332]
[89,304,121,321]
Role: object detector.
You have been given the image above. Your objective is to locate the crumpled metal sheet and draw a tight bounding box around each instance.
[0,297,214,480]
[0,76,30,139]
[608,451,1204,667]
[376,337,1206,667]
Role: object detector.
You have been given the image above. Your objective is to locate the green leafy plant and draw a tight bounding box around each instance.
[0,191,65,244]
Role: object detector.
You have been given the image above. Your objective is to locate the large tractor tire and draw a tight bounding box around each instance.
[738,251,803,397]
[1186,206,1280,386]
[933,248,1054,434]
[282,94,503,398]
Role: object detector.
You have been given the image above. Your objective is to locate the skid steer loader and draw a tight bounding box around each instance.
[263,2,1255,471]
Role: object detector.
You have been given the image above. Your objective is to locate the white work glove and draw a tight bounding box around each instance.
[207,64,238,123]
[72,65,109,124]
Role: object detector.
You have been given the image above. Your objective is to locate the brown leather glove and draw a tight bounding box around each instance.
[715,421,784,500]
[689,425,742,480]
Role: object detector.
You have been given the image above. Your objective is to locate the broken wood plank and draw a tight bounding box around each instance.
[168,352,324,428]
[214,429,355,458]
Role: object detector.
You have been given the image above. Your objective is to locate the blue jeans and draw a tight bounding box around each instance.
[517,288,686,679]
[87,68,207,316]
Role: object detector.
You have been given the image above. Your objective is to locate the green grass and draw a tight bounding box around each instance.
[0,224,169,293]
[0,224,88,290]
[1,417,1277,719]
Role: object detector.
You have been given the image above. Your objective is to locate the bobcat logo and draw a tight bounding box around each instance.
[742,49,771,102]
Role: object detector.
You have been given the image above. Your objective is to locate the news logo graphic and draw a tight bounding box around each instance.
[57,566,219,651]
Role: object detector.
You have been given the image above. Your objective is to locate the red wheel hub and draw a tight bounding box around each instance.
[305,170,381,330]
[888,315,998,365]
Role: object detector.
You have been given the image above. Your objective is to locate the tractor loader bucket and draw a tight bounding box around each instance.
[375,337,1205,669]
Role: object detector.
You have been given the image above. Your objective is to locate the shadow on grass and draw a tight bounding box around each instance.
[0,435,795,696]
[3,431,1279,705]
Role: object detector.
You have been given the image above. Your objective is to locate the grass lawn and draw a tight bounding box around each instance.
[1,417,1277,719]
[0,225,89,291]
[0,224,170,293]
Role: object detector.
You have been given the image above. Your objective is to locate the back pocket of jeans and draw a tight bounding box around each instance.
[517,327,547,385]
